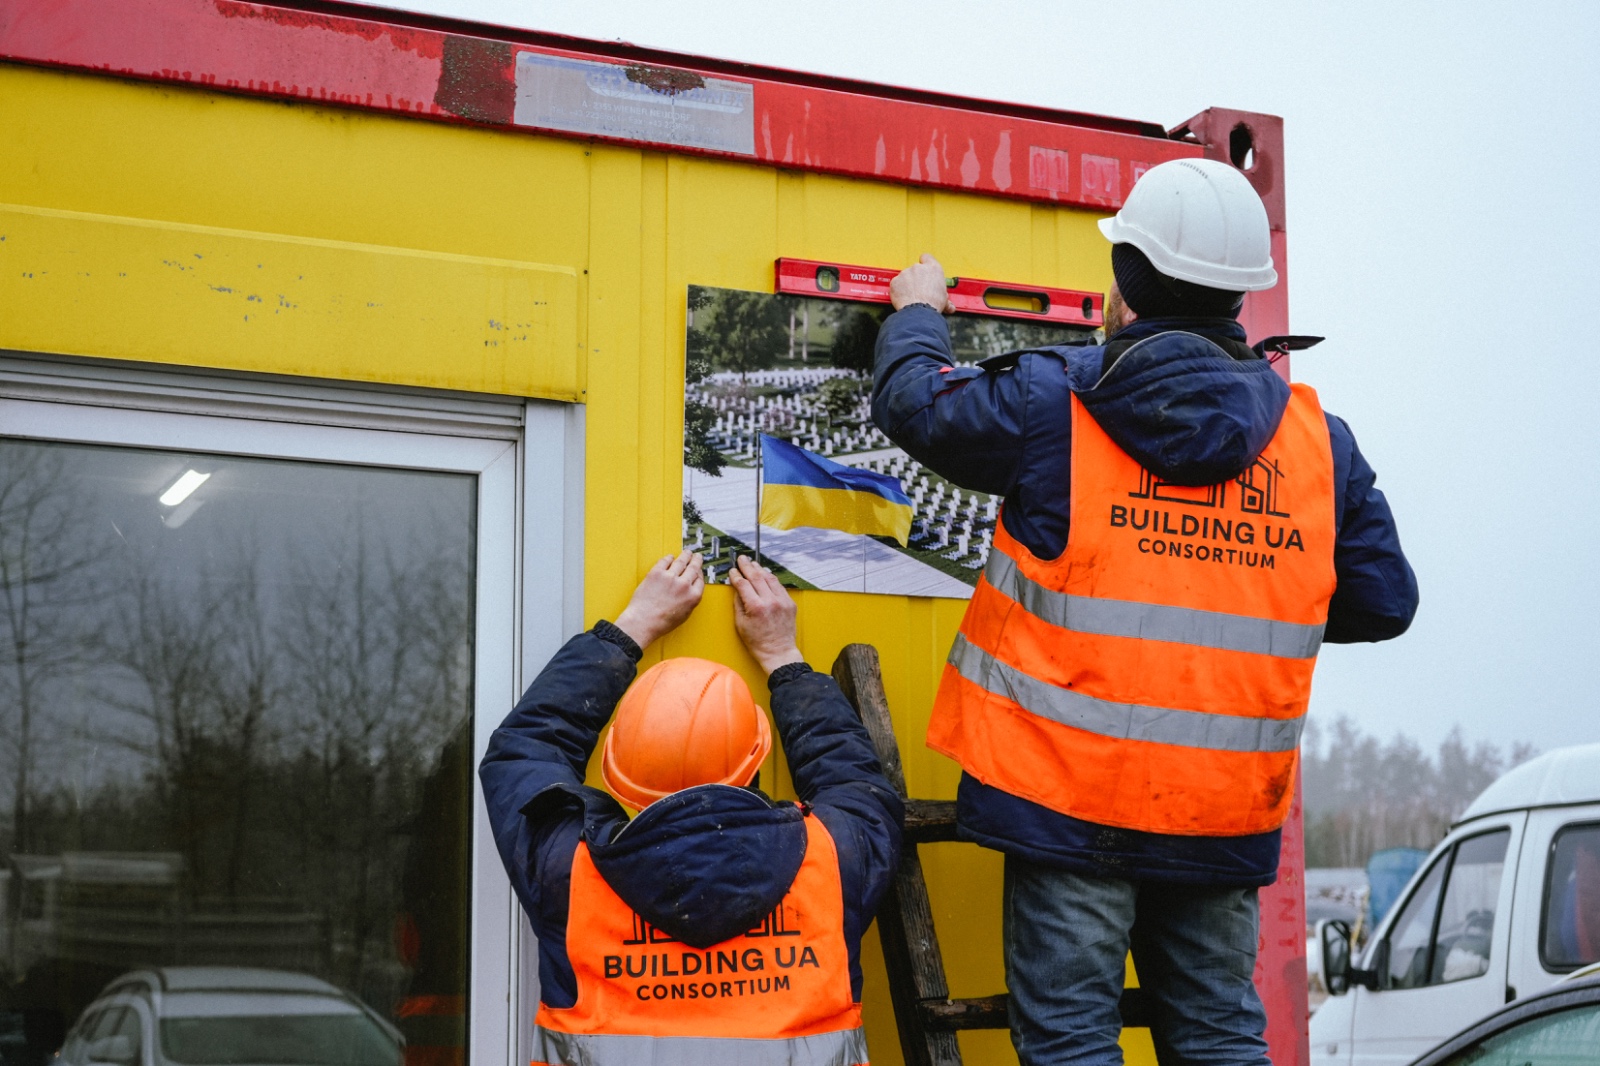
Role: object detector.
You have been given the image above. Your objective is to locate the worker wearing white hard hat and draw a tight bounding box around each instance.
[870,157,1417,1064]
[1101,157,1279,290]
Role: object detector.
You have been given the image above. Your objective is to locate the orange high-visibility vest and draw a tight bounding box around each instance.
[928,381,1337,837]
[532,811,868,1066]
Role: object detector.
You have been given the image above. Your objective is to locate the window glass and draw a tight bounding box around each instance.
[61,1010,100,1063]
[0,439,474,1064]
[1447,1004,1600,1066]
[1386,854,1448,989]
[1543,822,1600,971]
[1429,830,1509,984]
[89,1009,127,1042]
[161,1013,399,1066]
[109,1006,143,1065]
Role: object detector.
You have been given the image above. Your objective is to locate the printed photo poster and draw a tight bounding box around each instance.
[682,285,1098,596]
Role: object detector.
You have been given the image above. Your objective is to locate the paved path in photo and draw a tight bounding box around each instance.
[686,465,973,598]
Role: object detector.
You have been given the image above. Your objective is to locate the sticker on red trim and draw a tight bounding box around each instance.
[512,51,755,155]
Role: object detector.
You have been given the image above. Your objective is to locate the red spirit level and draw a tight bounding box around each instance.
[775,258,1103,328]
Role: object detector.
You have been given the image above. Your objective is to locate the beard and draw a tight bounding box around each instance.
[1104,287,1133,337]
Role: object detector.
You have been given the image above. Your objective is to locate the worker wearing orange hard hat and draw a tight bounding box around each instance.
[480,550,902,1066]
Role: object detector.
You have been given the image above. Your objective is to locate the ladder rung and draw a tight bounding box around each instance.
[832,644,1159,1066]
[918,988,1155,1032]
[919,994,1006,1031]
[903,798,959,843]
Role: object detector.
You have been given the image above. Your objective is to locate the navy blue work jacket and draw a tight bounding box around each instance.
[479,624,904,1006]
[871,306,1419,886]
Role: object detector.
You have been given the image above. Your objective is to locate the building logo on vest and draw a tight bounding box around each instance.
[602,904,824,1003]
[1110,457,1304,569]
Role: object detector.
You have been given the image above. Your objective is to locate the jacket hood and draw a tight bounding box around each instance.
[1077,319,1290,487]
[588,784,808,949]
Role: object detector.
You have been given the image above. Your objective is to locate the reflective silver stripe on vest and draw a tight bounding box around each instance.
[984,550,1324,659]
[949,634,1303,753]
[532,1025,869,1066]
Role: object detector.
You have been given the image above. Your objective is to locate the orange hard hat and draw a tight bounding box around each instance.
[601,657,772,811]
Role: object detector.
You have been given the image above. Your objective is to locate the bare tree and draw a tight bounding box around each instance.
[277,510,470,995]
[1302,715,1540,868]
[107,559,231,897]
[209,549,279,900]
[98,529,285,912]
[0,443,109,854]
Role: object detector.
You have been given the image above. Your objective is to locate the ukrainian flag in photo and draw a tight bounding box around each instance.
[758,434,913,546]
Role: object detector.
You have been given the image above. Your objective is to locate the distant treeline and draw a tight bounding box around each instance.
[1302,716,1538,868]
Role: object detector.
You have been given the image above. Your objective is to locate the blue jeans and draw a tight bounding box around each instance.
[1003,856,1270,1066]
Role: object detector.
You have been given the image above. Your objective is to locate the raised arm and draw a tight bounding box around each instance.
[477,551,705,917]
[479,551,706,817]
[870,255,1033,494]
[728,556,903,922]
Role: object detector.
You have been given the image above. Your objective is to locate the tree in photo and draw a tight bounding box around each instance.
[685,286,716,384]
[818,375,863,434]
[704,290,789,379]
[684,400,725,477]
[828,307,883,374]
[684,287,727,477]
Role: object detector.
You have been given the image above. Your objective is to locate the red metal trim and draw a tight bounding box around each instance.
[1173,108,1289,365]
[776,258,1103,327]
[0,0,1201,209]
[321,0,1175,140]
[1175,107,1307,1066]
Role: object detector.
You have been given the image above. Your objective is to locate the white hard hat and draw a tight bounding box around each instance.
[1098,158,1277,292]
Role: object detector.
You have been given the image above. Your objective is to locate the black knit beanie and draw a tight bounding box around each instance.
[1111,243,1245,319]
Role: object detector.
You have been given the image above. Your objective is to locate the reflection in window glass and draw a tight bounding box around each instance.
[0,439,474,1064]
[109,1005,144,1065]
[1386,856,1447,989]
[89,1008,127,1042]
[162,1013,398,1066]
[1543,823,1600,971]
[1430,830,1509,984]
[1450,1004,1600,1066]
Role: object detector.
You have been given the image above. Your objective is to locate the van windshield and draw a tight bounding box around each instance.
[160,1015,400,1065]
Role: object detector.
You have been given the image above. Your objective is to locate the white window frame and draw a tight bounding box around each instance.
[0,352,583,1064]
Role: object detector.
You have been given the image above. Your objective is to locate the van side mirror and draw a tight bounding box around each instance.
[86,1034,138,1065]
[1319,919,1385,994]
[1319,919,1353,995]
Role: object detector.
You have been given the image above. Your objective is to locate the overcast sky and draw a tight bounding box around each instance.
[363,0,1599,754]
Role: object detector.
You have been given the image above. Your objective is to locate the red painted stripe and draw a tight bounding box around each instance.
[0,0,1201,208]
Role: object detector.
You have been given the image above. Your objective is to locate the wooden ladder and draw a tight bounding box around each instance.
[831,644,1154,1066]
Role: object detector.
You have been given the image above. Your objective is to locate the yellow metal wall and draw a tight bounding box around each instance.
[0,62,1153,1065]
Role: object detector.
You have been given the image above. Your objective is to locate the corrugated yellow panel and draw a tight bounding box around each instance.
[0,202,580,398]
[0,64,597,282]
[2,59,1153,1066]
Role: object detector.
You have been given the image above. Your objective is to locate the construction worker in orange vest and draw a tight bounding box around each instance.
[872,159,1418,1064]
[480,551,902,1066]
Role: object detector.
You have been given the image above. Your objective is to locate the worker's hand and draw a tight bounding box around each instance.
[729,556,805,676]
[615,550,704,650]
[890,253,954,313]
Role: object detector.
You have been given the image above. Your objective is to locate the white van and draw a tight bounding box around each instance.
[1312,742,1600,1065]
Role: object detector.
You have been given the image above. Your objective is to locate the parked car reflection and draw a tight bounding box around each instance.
[55,968,400,1066]
[0,441,473,1064]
